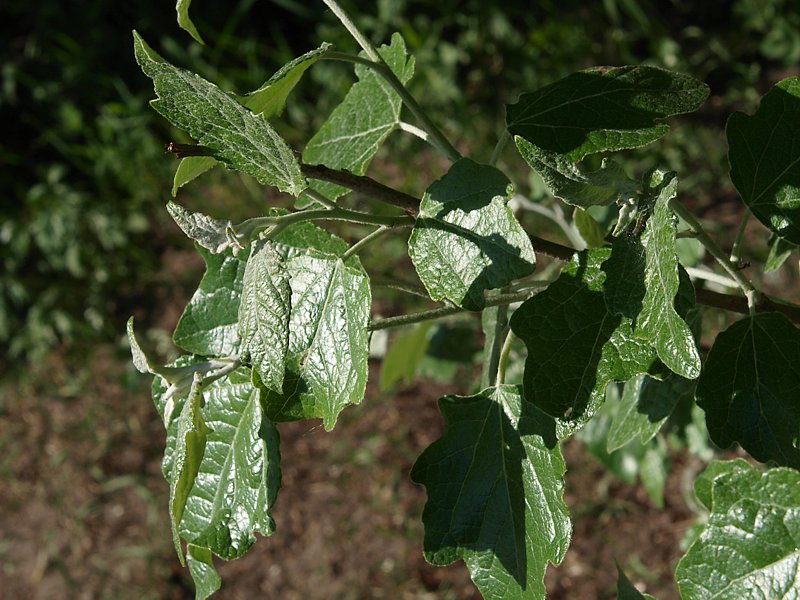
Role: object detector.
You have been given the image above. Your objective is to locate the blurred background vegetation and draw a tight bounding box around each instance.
[2,0,799,597]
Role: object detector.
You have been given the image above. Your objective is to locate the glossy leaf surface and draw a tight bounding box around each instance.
[133,32,306,196]
[728,77,800,244]
[510,249,660,421]
[411,386,570,600]
[167,201,238,255]
[507,66,708,160]
[303,33,414,200]
[238,240,291,393]
[677,460,800,599]
[187,545,221,600]
[696,313,800,467]
[260,252,371,430]
[408,158,536,310]
[635,170,701,379]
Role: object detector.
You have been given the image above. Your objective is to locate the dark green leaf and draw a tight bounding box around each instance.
[167,201,241,255]
[176,0,204,44]
[408,158,537,310]
[608,373,695,452]
[765,234,797,272]
[178,368,281,560]
[239,44,331,119]
[133,32,306,196]
[302,33,414,200]
[260,252,371,430]
[507,66,709,160]
[411,386,571,600]
[635,170,701,379]
[510,248,660,421]
[727,77,800,244]
[676,460,800,599]
[174,246,249,357]
[173,156,218,196]
[515,137,637,208]
[603,234,647,320]
[696,313,800,467]
[238,240,291,393]
[616,563,656,599]
[170,375,210,562]
[187,545,221,600]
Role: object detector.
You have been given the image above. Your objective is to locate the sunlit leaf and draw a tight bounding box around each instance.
[411,386,571,599]
[408,158,536,310]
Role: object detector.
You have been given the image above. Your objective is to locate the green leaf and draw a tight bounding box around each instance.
[167,201,242,255]
[616,563,656,599]
[514,137,637,208]
[696,313,800,467]
[640,440,668,508]
[410,385,571,600]
[510,248,660,421]
[259,252,371,430]
[170,374,210,563]
[573,208,607,248]
[676,460,800,599]
[727,77,800,244]
[177,368,281,560]
[765,233,796,272]
[176,0,204,44]
[133,32,306,196]
[174,246,248,357]
[239,44,332,120]
[238,240,291,393]
[408,158,537,310]
[379,323,431,392]
[507,66,709,161]
[186,545,221,600]
[603,234,647,320]
[302,32,414,201]
[635,170,701,379]
[128,316,186,380]
[173,156,218,197]
[608,373,696,452]
[692,458,752,511]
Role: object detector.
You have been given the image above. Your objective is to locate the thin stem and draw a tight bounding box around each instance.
[729,211,751,264]
[496,330,516,386]
[302,163,420,212]
[482,302,509,388]
[322,0,381,61]
[684,267,739,289]
[302,188,339,209]
[668,197,761,311]
[319,4,461,161]
[341,226,391,261]
[398,121,430,142]
[369,290,534,331]
[237,207,413,239]
[514,194,586,250]
[371,277,431,299]
[490,130,510,166]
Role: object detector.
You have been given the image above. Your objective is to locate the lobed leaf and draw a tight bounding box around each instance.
[507,65,709,161]
[259,251,371,430]
[676,460,800,599]
[635,170,701,379]
[515,137,637,208]
[510,248,661,421]
[727,77,800,244]
[133,32,306,196]
[408,158,537,310]
[302,33,414,201]
[411,386,571,600]
[696,312,800,467]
